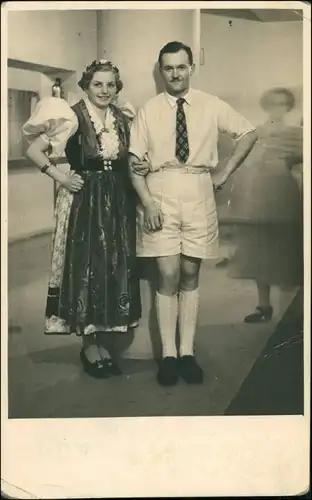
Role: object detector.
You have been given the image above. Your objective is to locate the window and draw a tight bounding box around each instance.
[8,89,39,162]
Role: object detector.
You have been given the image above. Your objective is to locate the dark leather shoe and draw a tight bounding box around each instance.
[179,355,203,384]
[157,357,179,386]
[244,306,273,324]
[80,349,110,379]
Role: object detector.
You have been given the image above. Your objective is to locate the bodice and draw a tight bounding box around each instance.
[65,100,130,172]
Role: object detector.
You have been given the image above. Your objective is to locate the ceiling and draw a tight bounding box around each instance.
[201,9,304,22]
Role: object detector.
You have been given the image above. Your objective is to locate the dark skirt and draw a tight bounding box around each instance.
[45,169,141,335]
[227,222,304,286]
[226,150,304,286]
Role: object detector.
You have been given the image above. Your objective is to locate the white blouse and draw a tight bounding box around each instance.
[22,96,136,159]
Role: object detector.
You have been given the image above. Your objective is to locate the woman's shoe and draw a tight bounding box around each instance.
[103,358,123,376]
[216,258,230,268]
[80,349,111,378]
[244,306,273,324]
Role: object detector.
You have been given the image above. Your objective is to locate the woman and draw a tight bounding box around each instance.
[22,60,141,377]
[227,87,303,323]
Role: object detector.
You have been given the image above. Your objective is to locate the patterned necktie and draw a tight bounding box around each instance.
[175,97,189,164]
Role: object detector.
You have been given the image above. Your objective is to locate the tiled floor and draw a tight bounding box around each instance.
[7,233,296,419]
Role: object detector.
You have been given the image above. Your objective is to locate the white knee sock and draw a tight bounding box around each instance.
[156,292,178,358]
[178,288,200,357]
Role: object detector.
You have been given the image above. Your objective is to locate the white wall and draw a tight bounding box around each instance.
[8,164,71,243]
[8,67,41,92]
[198,13,303,219]
[198,13,303,125]
[8,170,55,242]
[8,10,97,75]
[8,10,98,101]
[7,10,98,242]
[97,10,195,110]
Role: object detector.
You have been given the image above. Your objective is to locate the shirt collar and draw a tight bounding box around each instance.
[164,88,193,108]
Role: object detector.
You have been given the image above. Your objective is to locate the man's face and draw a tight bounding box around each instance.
[159,50,194,97]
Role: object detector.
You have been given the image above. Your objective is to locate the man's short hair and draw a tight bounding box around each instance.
[158,41,193,67]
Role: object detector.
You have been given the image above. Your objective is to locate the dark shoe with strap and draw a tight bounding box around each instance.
[216,258,230,268]
[179,355,204,384]
[105,358,123,376]
[157,356,179,386]
[80,349,110,379]
[244,306,273,324]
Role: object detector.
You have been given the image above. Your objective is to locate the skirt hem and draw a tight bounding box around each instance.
[44,319,140,336]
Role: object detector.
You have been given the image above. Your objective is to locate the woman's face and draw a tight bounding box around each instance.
[86,70,118,109]
[266,93,291,121]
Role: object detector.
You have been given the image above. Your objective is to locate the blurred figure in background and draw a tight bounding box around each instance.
[227,88,303,323]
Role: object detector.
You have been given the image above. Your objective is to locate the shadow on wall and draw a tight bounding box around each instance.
[139,258,163,360]
[153,62,164,95]
[111,258,163,360]
[212,132,236,214]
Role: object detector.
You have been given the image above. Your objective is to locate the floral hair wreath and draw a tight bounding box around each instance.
[84,59,119,75]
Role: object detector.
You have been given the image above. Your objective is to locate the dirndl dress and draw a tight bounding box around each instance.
[226,121,304,286]
[22,97,141,335]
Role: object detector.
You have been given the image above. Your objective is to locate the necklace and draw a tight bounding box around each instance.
[98,110,109,132]
[84,98,119,161]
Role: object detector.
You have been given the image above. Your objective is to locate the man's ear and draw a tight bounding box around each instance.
[190,63,195,76]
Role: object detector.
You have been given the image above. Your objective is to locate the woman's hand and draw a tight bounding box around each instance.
[61,173,84,193]
[131,160,150,177]
[144,201,164,232]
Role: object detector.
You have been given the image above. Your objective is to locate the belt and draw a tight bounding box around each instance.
[153,165,211,174]
[71,158,122,173]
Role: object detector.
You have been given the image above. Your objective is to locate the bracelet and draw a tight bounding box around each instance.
[40,163,53,174]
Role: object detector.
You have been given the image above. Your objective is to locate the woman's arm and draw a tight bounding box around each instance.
[26,137,84,193]
[129,153,163,231]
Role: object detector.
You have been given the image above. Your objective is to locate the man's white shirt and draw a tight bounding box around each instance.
[129,88,255,170]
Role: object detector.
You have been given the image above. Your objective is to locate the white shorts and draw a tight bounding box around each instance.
[136,168,219,259]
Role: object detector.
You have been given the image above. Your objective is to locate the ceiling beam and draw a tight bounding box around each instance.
[201,8,303,23]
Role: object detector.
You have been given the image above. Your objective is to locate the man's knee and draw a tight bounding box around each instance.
[157,258,180,295]
[159,268,180,294]
[180,256,201,290]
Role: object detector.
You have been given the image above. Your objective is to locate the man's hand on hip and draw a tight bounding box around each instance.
[213,174,230,193]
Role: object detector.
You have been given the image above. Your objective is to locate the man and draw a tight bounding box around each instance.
[129,41,258,386]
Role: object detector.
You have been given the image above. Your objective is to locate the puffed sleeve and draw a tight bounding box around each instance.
[22,97,79,157]
[115,95,136,120]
